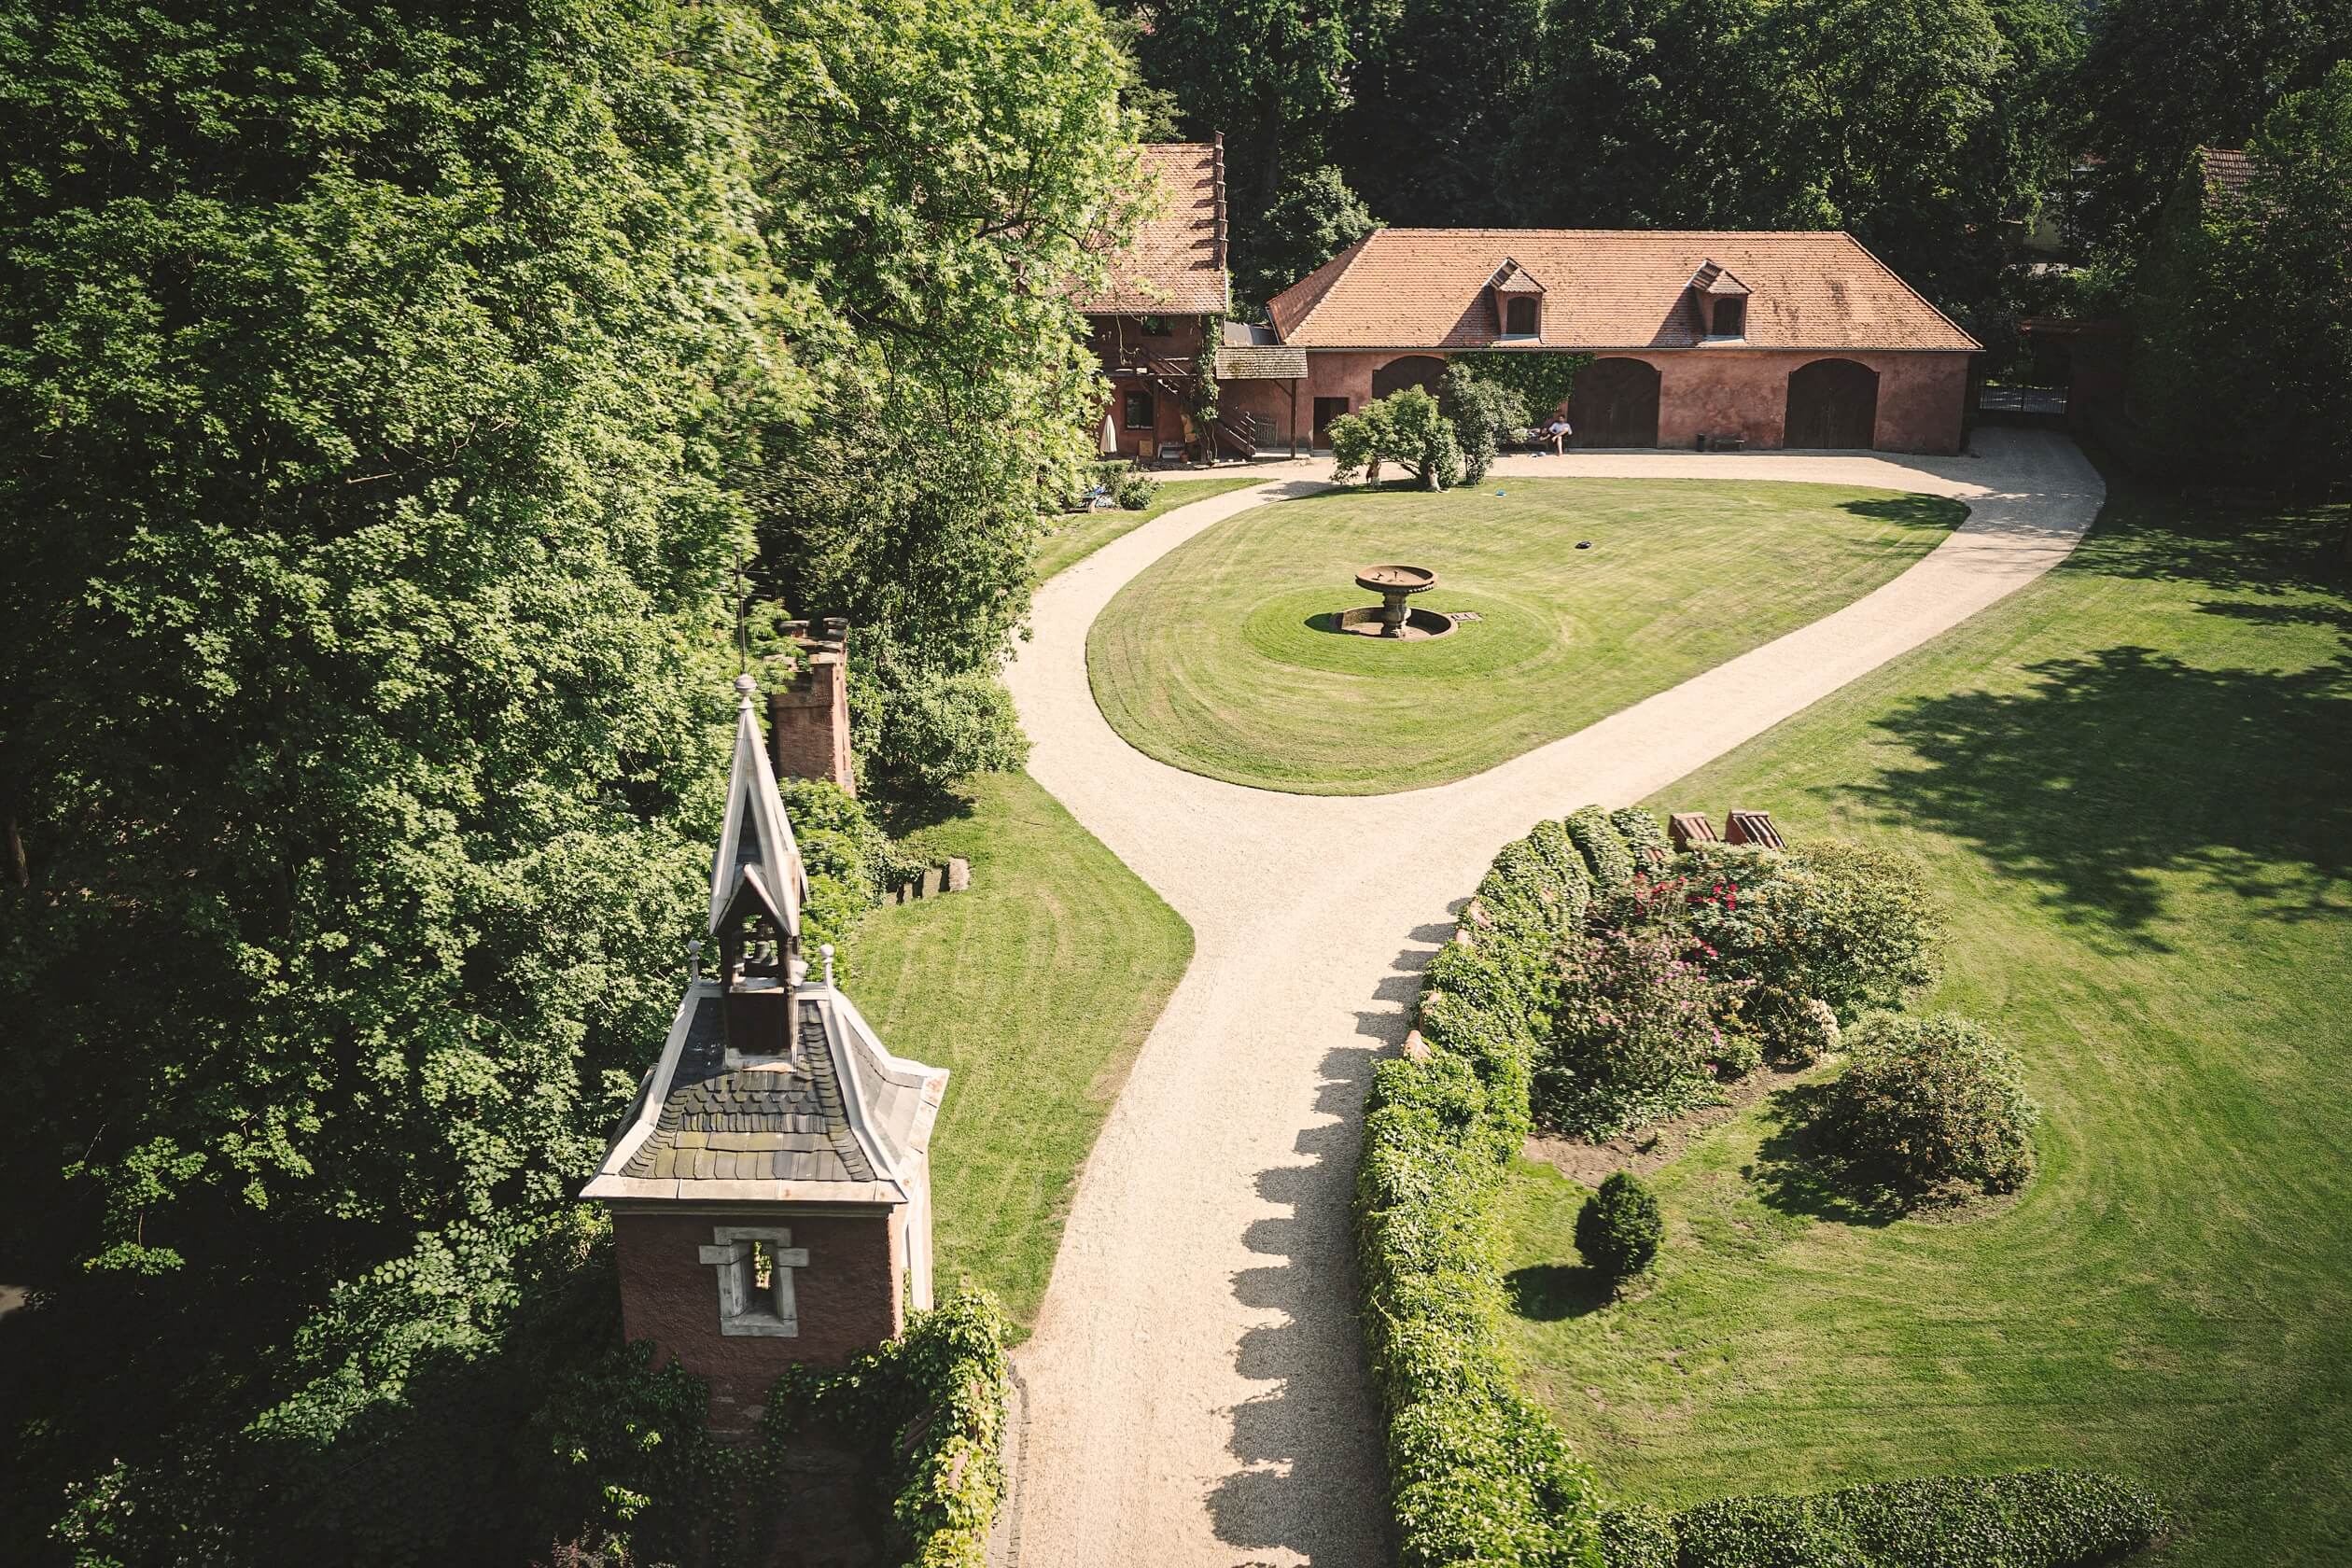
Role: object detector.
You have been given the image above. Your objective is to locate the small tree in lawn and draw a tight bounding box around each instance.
[1439,366,1528,485]
[1577,1171,1664,1282]
[1328,386,1463,489]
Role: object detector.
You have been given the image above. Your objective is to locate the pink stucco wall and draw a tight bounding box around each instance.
[1089,314,1207,458]
[1290,346,1972,454]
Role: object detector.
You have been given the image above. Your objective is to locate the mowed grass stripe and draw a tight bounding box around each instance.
[1087,478,1965,794]
[1496,486,2352,1564]
[848,771,1192,1337]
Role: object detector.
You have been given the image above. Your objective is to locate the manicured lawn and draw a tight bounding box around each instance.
[1087,479,1965,793]
[1498,486,2352,1564]
[847,770,1192,1336]
[1035,474,1265,581]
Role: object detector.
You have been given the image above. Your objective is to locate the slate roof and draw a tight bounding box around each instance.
[620,995,873,1185]
[586,981,949,1204]
[1073,143,1229,315]
[1265,229,1979,352]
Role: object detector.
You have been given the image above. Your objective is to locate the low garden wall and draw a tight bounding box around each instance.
[1358,807,2167,1568]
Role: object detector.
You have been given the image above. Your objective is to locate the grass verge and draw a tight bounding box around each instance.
[1087,478,1964,793]
[1035,474,1264,581]
[1499,483,2352,1565]
[849,771,1192,1337]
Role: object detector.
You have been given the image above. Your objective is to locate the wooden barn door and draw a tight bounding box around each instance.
[1568,357,1660,447]
[1784,358,1880,449]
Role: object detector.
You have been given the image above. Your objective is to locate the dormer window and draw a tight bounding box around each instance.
[1489,258,1546,340]
[1688,259,1752,341]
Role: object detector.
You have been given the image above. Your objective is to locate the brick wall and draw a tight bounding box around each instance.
[769,620,854,795]
[1298,346,1972,454]
[614,1205,904,1437]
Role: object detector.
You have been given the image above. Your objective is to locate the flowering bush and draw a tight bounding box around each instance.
[1540,919,1751,1137]
[1680,839,1940,1044]
[1826,1014,2039,1195]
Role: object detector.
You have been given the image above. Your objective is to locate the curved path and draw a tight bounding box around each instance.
[998,432,2104,1567]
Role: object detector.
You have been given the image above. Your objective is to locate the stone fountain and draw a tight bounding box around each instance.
[1336,564,1454,639]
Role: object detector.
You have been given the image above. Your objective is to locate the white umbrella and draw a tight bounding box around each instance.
[1099,412,1118,457]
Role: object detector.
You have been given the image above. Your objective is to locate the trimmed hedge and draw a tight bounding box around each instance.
[1361,819,1605,1566]
[1599,1470,2164,1568]
[1609,806,1673,871]
[1566,805,1637,889]
[1575,1171,1664,1281]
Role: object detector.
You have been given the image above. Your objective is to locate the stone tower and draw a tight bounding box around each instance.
[585,677,948,1435]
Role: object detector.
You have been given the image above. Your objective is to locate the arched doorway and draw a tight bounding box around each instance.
[1784,358,1880,449]
[1371,356,1447,399]
[1568,357,1660,447]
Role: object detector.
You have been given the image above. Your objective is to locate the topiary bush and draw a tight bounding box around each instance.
[1114,471,1156,510]
[1576,1172,1665,1282]
[1826,1015,2039,1195]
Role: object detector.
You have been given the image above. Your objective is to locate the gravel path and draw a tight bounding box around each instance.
[996,432,2105,1567]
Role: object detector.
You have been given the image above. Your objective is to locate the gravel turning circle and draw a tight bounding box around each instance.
[996,432,2105,1567]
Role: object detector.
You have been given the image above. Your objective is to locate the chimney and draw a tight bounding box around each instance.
[767,618,856,795]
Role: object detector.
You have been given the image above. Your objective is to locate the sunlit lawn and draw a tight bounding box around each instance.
[1035,473,1265,581]
[1087,478,1964,793]
[848,771,1190,1336]
[1499,485,2352,1565]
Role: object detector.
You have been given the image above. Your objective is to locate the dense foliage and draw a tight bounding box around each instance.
[1827,1014,2041,1196]
[1329,386,1465,490]
[747,0,1147,805]
[0,0,1124,1558]
[1544,916,1751,1137]
[1600,1469,2166,1568]
[1576,1171,1665,1282]
[1436,366,1529,487]
[2129,63,2352,488]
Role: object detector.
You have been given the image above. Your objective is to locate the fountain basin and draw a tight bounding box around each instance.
[1342,563,1452,639]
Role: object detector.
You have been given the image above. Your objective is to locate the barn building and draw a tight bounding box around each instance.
[1259,229,1981,454]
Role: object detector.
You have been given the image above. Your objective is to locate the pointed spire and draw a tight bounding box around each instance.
[709,675,807,939]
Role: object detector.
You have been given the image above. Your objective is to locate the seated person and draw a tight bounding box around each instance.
[1545,416,1573,454]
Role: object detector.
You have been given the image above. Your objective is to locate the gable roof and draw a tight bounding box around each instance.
[1266,230,1978,352]
[1074,142,1230,315]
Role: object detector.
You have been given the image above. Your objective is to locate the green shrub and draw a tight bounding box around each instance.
[1827,1015,2039,1195]
[1681,839,1940,1024]
[1609,806,1673,871]
[1600,1503,1679,1568]
[1541,925,1748,1137]
[1356,819,1610,1567]
[1330,385,1464,490]
[775,777,924,963]
[1438,365,1529,486]
[1114,471,1156,510]
[1576,1172,1665,1281]
[1668,1469,2164,1568]
[1565,804,1637,889]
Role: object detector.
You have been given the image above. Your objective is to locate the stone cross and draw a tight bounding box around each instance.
[700,1225,808,1337]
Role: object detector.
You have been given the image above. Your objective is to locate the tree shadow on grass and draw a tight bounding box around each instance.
[1504,1264,1614,1323]
[1850,644,2352,945]
[1839,494,1969,533]
[1746,1083,1909,1228]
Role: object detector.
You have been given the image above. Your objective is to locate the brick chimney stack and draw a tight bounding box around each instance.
[768,618,855,795]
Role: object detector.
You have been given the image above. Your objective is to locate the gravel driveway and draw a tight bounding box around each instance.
[995,431,2105,1567]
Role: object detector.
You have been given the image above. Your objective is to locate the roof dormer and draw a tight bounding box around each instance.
[1688,259,1751,341]
[1489,258,1546,340]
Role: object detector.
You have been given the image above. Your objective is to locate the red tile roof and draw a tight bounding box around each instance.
[1266,229,1978,352]
[2200,147,2258,203]
[1074,143,1229,315]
